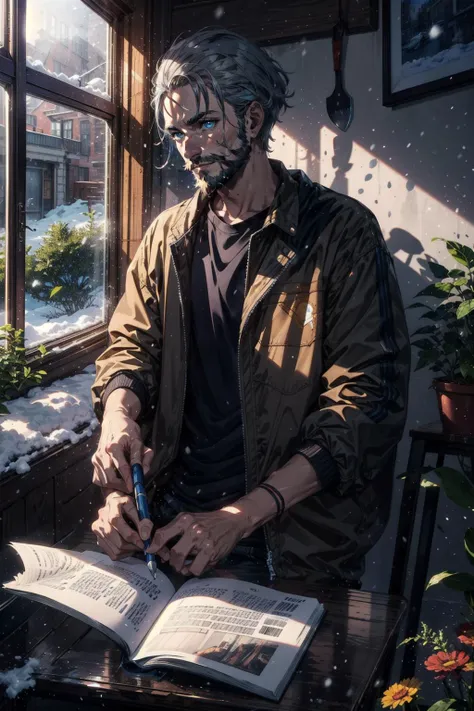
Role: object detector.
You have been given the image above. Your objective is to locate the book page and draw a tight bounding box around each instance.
[134,577,324,693]
[4,542,175,656]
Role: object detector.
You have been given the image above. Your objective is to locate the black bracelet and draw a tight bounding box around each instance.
[259,482,285,518]
[258,484,281,517]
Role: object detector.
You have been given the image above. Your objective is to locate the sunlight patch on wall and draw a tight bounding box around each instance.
[318,125,472,276]
[271,125,319,180]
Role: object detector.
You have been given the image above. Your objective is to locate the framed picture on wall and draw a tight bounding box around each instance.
[383,0,474,106]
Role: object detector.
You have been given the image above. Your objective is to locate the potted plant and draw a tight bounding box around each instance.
[409,238,474,436]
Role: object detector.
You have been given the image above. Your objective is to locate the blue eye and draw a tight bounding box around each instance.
[201,120,216,130]
[171,131,185,141]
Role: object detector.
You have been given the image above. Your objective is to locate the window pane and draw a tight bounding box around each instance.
[25,95,107,347]
[0,87,7,325]
[26,2,110,100]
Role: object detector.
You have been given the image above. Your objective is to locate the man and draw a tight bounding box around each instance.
[90,28,410,587]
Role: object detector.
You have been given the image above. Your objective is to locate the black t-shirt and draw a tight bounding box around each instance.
[161,204,268,555]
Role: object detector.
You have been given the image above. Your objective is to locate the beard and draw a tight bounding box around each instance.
[192,121,252,192]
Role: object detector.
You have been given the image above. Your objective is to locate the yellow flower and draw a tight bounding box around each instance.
[464,661,474,671]
[381,678,422,709]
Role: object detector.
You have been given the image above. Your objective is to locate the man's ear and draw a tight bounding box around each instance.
[245,101,264,140]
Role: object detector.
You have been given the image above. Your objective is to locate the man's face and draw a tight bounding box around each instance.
[162,83,252,191]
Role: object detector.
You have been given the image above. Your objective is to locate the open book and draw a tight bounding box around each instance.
[4,542,325,701]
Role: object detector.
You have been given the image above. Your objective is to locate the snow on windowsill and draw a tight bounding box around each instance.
[26,56,110,99]
[0,365,99,477]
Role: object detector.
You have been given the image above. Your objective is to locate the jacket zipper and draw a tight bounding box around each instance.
[237,231,296,581]
[156,215,205,477]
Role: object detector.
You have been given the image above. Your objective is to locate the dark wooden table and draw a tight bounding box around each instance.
[0,530,407,711]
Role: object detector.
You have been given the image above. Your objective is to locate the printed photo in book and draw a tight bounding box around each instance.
[3,542,326,700]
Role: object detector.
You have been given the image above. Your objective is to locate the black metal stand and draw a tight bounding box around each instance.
[389,422,474,680]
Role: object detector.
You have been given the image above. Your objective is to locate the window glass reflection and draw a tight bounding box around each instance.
[25,95,107,347]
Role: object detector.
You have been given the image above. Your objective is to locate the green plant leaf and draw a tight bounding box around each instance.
[415,350,440,371]
[426,571,455,589]
[412,326,438,336]
[411,338,437,350]
[460,357,474,383]
[446,573,474,591]
[433,358,449,369]
[442,341,459,356]
[422,310,445,321]
[407,302,430,310]
[415,283,455,298]
[448,269,465,278]
[50,285,63,298]
[444,331,462,345]
[0,322,47,404]
[433,466,474,510]
[465,528,474,564]
[426,700,457,711]
[465,590,474,610]
[427,261,450,279]
[426,571,474,591]
[457,299,474,319]
[452,277,469,287]
[449,243,474,269]
[432,238,474,269]
[421,478,440,488]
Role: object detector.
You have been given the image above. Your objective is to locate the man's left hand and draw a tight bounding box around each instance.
[146,509,251,576]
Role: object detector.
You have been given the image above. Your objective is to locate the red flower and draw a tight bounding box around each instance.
[457,622,474,646]
[424,650,471,680]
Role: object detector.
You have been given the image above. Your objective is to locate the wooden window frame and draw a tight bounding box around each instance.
[0,0,154,388]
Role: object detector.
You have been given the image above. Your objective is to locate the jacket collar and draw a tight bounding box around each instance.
[169,159,301,245]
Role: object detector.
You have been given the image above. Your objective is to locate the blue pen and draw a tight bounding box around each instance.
[131,462,157,580]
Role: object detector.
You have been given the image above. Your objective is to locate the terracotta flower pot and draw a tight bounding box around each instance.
[433,378,474,436]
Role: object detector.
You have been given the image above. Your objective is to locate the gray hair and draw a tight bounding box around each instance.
[151,27,294,155]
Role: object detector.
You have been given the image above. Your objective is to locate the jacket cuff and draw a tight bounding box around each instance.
[295,443,340,492]
[101,372,149,421]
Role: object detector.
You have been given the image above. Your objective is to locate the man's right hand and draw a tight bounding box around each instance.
[91,492,154,561]
[91,388,154,493]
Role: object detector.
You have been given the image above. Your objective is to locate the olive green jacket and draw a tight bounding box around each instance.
[91,160,411,583]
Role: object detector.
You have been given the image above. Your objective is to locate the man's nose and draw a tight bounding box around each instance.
[182,135,202,163]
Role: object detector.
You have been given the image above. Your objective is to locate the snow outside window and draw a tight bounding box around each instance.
[25,1,110,100]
